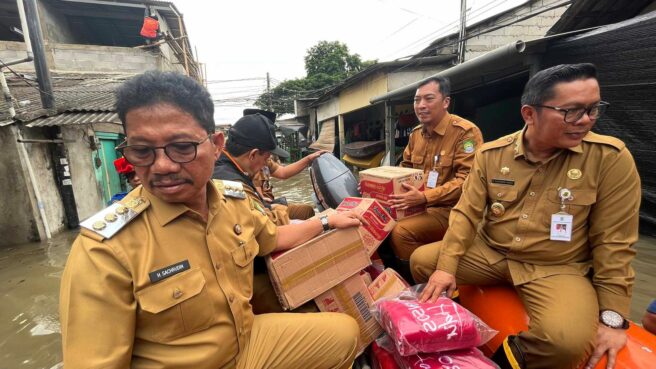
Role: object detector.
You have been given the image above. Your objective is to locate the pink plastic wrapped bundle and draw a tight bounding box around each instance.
[394,348,500,369]
[374,296,496,355]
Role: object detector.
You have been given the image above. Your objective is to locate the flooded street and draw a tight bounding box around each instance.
[1,168,655,369]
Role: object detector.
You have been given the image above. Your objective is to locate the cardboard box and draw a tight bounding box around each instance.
[314,272,384,355]
[336,197,396,256]
[368,268,410,302]
[359,166,426,220]
[266,222,371,310]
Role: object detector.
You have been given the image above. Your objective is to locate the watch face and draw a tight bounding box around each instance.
[601,310,624,328]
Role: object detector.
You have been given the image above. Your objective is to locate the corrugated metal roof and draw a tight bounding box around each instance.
[26,112,120,127]
[0,72,132,126]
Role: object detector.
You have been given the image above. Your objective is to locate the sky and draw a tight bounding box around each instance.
[173,0,527,124]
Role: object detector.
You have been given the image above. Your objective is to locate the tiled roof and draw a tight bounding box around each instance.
[0,72,133,126]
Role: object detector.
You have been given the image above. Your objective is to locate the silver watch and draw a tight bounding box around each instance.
[319,215,330,232]
[600,310,628,329]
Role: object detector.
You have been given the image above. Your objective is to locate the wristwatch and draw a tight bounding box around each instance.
[599,310,629,329]
[319,215,331,232]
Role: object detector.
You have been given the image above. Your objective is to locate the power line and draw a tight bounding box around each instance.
[385,0,510,59]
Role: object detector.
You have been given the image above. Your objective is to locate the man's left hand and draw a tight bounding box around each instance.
[389,183,427,209]
[585,325,627,369]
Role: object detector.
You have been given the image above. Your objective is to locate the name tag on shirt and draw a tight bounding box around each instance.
[550,213,573,242]
[426,170,439,188]
[149,260,190,283]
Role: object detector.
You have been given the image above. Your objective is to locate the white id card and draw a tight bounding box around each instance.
[550,213,573,241]
[426,170,439,188]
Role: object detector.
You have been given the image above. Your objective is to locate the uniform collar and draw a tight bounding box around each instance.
[422,112,451,137]
[514,127,584,161]
[140,182,220,226]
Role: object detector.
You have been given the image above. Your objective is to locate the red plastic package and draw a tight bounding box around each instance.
[373,292,497,355]
[394,347,500,369]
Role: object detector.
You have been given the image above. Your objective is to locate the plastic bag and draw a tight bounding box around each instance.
[372,285,497,355]
[394,347,500,369]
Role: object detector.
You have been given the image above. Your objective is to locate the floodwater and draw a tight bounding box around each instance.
[1,169,655,369]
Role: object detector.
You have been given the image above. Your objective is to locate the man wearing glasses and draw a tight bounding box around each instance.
[59,71,361,369]
[411,64,640,369]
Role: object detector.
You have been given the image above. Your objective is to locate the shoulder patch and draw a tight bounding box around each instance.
[582,131,625,151]
[479,132,518,153]
[79,197,149,241]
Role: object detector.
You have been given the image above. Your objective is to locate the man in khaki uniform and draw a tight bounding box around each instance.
[253,156,319,220]
[59,71,362,369]
[388,76,483,274]
[411,64,640,369]
[242,109,320,221]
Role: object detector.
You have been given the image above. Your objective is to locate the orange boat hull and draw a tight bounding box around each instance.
[458,285,656,369]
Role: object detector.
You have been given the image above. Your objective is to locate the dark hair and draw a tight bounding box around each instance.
[417,76,451,97]
[225,139,253,157]
[116,70,215,134]
[521,63,597,105]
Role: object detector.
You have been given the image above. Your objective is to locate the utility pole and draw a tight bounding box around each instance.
[266,72,272,111]
[23,0,54,109]
[457,0,467,64]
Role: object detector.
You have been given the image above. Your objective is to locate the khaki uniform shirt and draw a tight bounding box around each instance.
[252,159,281,202]
[401,112,483,207]
[439,129,641,317]
[60,181,277,369]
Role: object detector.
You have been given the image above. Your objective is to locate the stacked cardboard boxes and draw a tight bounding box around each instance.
[314,268,410,355]
[266,222,371,310]
[359,166,426,220]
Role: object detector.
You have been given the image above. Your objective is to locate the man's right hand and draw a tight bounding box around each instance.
[327,211,368,229]
[419,270,457,303]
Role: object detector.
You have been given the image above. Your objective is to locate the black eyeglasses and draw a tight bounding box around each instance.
[533,101,609,124]
[116,135,211,167]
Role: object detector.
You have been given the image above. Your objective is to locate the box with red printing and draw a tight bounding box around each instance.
[359,166,426,220]
[314,272,384,355]
[336,197,396,256]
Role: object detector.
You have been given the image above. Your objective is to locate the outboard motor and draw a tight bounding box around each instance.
[309,153,360,210]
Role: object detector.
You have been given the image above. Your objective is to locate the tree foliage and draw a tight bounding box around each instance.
[255,41,377,115]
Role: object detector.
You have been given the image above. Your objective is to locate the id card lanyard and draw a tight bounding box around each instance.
[550,187,573,242]
[426,153,441,188]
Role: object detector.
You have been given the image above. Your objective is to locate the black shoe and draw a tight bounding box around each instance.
[491,335,526,369]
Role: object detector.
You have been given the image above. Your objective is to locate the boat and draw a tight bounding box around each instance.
[371,285,656,369]
[309,153,360,209]
[343,140,386,158]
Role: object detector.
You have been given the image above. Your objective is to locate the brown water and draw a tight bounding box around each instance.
[1,169,654,369]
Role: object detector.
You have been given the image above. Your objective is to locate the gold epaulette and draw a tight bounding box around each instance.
[479,131,520,152]
[582,131,625,151]
[79,196,149,241]
[213,179,247,199]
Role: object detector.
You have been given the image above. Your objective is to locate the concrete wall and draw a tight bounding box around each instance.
[38,0,79,44]
[316,98,340,122]
[0,42,35,72]
[47,43,160,73]
[0,126,40,246]
[464,0,567,60]
[339,72,388,114]
[61,123,122,221]
[20,127,67,235]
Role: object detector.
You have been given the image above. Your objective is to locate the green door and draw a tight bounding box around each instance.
[93,132,124,204]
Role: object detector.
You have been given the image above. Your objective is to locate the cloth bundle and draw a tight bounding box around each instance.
[393,347,499,369]
[375,296,495,355]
